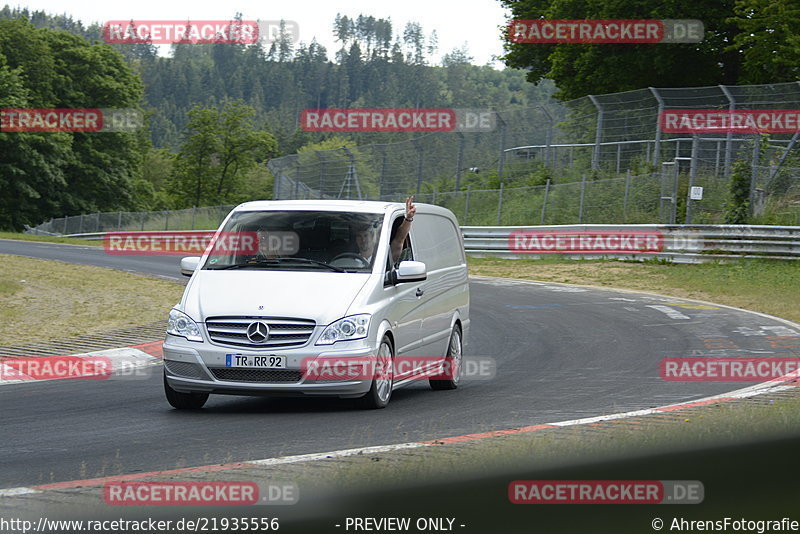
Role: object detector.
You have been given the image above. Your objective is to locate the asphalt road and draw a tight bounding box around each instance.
[1,239,796,488]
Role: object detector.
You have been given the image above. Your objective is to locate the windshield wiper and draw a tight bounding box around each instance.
[207,258,348,272]
[273,257,348,272]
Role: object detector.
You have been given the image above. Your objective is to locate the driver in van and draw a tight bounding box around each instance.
[352,196,416,263]
[246,226,284,262]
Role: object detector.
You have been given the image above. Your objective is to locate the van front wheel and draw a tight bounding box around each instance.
[430,324,462,390]
[356,336,394,409]
[164,372,209,409]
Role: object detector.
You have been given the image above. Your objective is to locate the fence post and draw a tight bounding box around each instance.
[271,165,281,199]
[540,179,550,224]
[413,138,425,194]
[496,182,504,225]
[165,210,169,231]
[540,106,554,169]
[672,160,680,224]
[623,169,631,223]
[750,133,761,215]
[117,211,122,230]
[464,185,472,224]
[379,149,388,198]
[588,95,603,170]
[191,206,197,229]
[649,87,664,165]
[578,174,586,223]
[63,216,68,234]
[140,211,145,231]
[685,135,700,224]
[78,214,84,234]
[316,151,325,199]
[455,132,465,191]
[496,113,507,183]
[720,84,736,179]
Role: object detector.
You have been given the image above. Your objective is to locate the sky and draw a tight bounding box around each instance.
[8,0,512,66]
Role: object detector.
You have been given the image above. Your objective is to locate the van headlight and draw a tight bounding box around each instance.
[317,314,371,345]
[167,309,203,342]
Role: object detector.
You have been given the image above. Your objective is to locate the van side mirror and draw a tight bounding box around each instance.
[180,256,201,277]
[386,260,427,285]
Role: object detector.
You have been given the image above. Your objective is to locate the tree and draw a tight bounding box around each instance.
[172,107,223,207]
[0,18,146,230]
[170,101,278,207]
[499,0,742,100]
[730,0,800,84]
[0,61,71,230]
[725,161,751,223]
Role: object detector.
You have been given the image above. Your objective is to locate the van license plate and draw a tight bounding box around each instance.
[225,354,286,368]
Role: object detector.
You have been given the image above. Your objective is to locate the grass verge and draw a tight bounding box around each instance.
[0,254,183,345]
[0,232,101,246]
[468,256,800,323]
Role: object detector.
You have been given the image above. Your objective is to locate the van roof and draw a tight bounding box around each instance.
[233,199,459,220]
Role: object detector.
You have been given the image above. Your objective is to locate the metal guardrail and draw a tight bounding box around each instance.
[462,224,800,263]
[59,230,213,241]
[57,225,800,263]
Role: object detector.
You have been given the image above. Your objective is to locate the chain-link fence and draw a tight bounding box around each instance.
[29,205,236,235]
[26,82,800,234]
[27,164,800,235]
[269,106,562,201]
[267,82,800,226]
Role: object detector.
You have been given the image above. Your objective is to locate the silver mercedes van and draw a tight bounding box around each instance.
[163,200,470,409]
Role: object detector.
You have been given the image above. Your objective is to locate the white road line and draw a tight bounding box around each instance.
[247,443,430,466]
[647,305,691,320]
[0,487,40,497]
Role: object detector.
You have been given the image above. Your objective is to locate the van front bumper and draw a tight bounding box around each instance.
[163,335,375,398]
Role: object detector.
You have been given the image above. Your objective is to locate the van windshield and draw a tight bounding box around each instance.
[202,210,385,273]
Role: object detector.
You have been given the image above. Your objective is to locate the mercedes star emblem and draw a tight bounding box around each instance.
[246,321,270,344]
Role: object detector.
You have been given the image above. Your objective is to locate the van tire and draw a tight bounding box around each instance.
[356,335,394,409]
[164,372,209,409]
[430,324,462,391]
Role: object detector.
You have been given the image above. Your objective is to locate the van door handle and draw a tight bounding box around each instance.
[415,287,424,297]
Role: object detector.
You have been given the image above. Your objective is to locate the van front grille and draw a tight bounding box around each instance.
[205,317,316,348]
[209,368,303,383]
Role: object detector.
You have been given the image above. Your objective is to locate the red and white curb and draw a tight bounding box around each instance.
[0,341,162,385]
[0,372,796,499]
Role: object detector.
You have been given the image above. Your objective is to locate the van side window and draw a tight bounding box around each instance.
[411,214,463,270]
[386,216,413,271]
